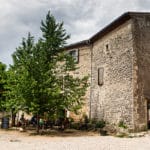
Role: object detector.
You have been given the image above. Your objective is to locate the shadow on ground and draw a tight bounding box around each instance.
[28,129,98,137]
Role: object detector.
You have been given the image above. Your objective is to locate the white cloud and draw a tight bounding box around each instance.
[0,0,150,67]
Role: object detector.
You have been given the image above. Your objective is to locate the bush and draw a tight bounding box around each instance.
[95,120,106,129]
[69,117,74,123]
[118,120,127,129]
[83,115,89,124]
[70,122,80,130]
[89,118,97,124]
[70,119,106,131]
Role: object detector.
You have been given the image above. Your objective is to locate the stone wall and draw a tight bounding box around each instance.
[132,14,150,131]
[68,46,91,120]
[91,20,134,130]
[77,46,91,117]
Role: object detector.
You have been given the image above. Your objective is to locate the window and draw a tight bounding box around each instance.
[98,67,104,86]
[68,49,79,63]
[104,44,112,58]
[105,44,109,54]
[106,44,109,51]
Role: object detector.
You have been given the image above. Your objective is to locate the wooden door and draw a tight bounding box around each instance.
[147,100,150,129]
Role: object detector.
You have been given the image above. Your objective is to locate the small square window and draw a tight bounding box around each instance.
[68,49,79,63]
[106,44,109,50]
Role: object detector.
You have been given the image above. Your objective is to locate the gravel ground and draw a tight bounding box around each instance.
[0,130,150,150]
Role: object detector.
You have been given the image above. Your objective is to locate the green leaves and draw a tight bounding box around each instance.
[5,11,88,121]
[40,11,70,55]
[0,62,7,111]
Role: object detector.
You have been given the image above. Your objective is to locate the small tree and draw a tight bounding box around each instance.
[5,67,26,126]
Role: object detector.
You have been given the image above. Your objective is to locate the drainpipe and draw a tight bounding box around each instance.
[89,41,93,120]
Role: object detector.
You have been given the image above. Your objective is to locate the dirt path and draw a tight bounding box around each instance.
[0,129,150,150]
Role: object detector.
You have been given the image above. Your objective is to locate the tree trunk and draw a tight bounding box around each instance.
[36,112,39,134]
[11,112,16,127]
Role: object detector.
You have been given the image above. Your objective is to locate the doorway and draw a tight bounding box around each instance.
[147,99,150,129]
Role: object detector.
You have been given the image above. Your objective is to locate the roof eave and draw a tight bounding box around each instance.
[90,12,131,43]
[64,40,90,50]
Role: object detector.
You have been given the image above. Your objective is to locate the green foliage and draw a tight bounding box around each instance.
[0,62,7,110]
[4,68,26,113]
[70,122,80,130]
[118,120,127,129]
[95,120,106,129]
[83,114,89,124]
[116,133,128,138]
[89,118,97,124]
[69,117,74,123]
[40,11,70,54]
[6,11,88,125]
[69,118,106,131]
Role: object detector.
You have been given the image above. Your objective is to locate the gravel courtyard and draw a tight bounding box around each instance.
[0,130,150,150]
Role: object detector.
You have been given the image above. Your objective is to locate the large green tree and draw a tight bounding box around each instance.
[10,11,88,131]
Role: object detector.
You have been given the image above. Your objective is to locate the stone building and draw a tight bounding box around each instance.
[65,12,150,132]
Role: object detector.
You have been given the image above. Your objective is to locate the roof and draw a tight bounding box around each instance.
[65,12,150,50]
[65,40,90,50]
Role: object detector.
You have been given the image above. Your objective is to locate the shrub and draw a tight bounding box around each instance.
[83,115,89,124]
[95,120,106,129]
[118,120,127,129]
[70,122,80,130]
[89,118,97,124]
[69,117,74,123]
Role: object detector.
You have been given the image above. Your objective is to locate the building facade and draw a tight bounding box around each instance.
[65,12,150,132]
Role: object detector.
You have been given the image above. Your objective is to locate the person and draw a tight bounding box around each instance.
[30,115,37,126]
[19,113,26,129]
[39,118,44,129]
[20,113,25,125]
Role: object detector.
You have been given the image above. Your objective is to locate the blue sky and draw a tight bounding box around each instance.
[0,0,150,67]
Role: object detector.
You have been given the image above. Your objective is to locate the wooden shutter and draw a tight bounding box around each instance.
[98,67,104,85]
